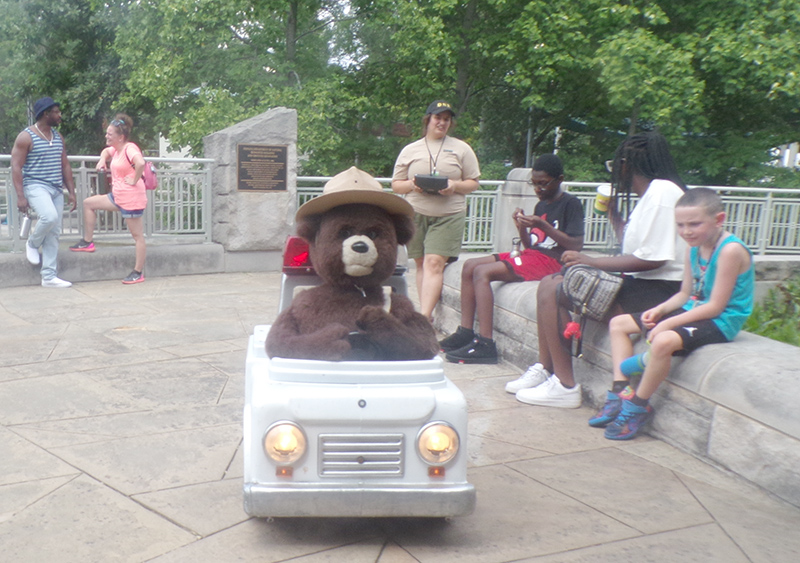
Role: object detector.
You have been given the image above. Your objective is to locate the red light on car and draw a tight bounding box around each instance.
[428,466,446,478]
[276,466,294,477]
[282,236,315,275]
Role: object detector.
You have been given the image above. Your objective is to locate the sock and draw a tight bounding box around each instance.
[611,380,629,394]
[620,351,650,378]
[631,394,649,408]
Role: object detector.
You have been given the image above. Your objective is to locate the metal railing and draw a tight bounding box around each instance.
[1,155,213,252]
[298,177,800,255]
[4,159,800,256]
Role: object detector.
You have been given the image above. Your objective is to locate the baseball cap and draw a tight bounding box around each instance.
[426,100,455,117]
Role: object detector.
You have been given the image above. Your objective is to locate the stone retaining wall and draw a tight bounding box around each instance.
[436,257,800,509]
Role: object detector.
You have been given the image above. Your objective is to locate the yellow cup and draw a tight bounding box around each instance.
[594,184,611,215]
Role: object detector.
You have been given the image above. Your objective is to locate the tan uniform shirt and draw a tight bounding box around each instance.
[392,136,480,217]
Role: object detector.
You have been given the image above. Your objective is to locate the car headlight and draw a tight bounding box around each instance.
[263,422,306,464]
[417,422,460,465]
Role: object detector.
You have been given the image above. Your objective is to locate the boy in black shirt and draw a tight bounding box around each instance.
[440,154,585,364]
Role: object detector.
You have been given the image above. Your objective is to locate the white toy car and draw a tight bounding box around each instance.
[242,237,475,518]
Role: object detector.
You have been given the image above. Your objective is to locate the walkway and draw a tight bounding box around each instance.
[1,272,799,562]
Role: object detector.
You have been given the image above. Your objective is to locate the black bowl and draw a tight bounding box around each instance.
[414,174,448,193]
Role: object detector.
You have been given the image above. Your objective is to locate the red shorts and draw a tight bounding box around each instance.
[495,248,562,281]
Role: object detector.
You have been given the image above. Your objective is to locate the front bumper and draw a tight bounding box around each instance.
[243,482,476,518]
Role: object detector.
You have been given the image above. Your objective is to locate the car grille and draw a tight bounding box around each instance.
[319,433,404,476]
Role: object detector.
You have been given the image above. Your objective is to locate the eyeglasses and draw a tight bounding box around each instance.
[110,119,125,127]
[530,177,556,189]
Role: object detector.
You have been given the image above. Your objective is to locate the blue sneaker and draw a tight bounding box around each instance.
[604,399,653,440]
[588,386,633,427]
[589,392,621,427]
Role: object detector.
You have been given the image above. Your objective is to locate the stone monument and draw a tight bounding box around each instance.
[204,107,297,269]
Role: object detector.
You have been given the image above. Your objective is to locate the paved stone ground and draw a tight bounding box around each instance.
[2,272,800,563]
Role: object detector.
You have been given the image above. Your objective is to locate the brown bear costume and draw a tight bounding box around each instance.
[266,167,439,361]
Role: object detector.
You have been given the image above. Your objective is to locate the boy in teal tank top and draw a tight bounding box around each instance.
[592,187,754,439]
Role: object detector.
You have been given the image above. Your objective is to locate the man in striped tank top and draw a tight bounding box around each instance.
[11,97,77,288]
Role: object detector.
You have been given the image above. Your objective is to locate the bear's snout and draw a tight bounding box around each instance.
[351,241,370,254]
[342,235,379,277]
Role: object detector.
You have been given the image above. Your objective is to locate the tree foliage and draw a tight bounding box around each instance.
[0,0,798,187]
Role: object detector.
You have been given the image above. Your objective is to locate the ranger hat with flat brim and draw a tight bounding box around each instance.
[296,166,414,220]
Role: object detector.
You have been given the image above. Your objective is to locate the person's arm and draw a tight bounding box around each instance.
[648,243,751,339]
[391,151,417,195]
[518,214,583,251]
[10,131,31,212]
[123,145,145,185]
[129,150,146,185]
[391,178,417,194]
[441,177,478,195]
[560,251,666,273]
[61,140,77,211]
[96,147,113,170]
[641,249,694,329]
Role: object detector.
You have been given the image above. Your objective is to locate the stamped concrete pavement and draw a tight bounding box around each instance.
[1,272,800,563]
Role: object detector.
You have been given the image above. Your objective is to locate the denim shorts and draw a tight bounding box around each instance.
[108,192,144,219]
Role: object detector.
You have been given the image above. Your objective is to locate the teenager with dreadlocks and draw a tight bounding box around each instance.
[505,131,687,408]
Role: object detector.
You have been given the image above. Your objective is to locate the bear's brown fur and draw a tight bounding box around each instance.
[266,203,439,361]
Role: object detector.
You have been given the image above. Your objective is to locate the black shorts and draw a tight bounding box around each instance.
[633,309,728,355]
[616,277,682,314]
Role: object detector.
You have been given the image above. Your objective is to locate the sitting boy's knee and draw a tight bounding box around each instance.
[650,331,683,355]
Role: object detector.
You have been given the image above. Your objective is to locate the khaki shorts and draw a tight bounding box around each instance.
[407,212,466,259]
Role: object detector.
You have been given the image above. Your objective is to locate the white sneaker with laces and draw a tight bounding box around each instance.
[505,363,549,394]
[26,241,40,265]
[42,277,72,288]
[515,374,582,408]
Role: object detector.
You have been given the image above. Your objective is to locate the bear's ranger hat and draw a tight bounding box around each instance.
[296,166,414,220]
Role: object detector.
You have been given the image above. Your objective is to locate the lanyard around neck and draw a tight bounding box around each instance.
[424,135,446,174]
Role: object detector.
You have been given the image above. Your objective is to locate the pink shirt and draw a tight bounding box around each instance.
[108,143,147,210]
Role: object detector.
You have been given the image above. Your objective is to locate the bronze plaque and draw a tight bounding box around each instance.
[237,144,287,191]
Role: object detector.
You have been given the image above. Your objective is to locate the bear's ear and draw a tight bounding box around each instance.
[296,215,322,242]
[392,214,415,246]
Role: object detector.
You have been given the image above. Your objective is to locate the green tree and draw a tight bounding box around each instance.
[0,0,129,154]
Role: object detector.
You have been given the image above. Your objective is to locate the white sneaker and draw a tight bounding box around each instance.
[516,374,582,408]
[42,277,72,288]
[505,363,549,394]
[26,241,40,265]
